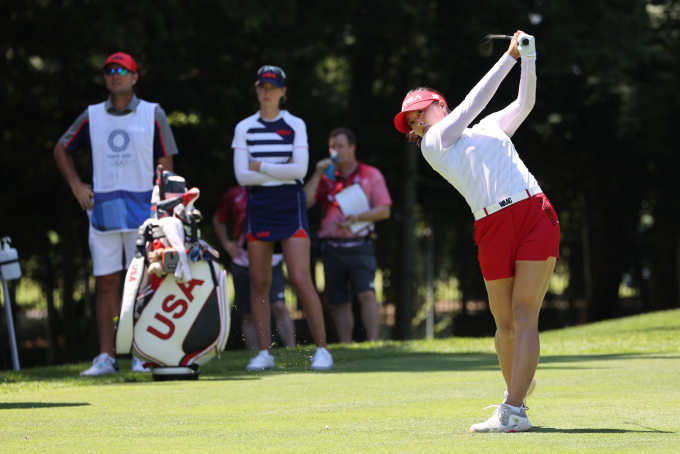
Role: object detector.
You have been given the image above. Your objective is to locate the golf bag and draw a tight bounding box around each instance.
[115,167,230,380]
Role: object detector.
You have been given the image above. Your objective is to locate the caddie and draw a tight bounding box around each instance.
[53,52,178,376]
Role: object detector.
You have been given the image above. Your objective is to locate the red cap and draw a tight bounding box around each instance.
[102,52,137,72]
[394,91,447,133]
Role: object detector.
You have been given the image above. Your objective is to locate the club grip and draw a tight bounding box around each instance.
[156,165,165,201]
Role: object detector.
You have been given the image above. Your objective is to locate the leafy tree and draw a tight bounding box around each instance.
[1,0,678,365]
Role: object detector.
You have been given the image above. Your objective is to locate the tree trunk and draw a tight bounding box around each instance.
[60,191,77,363]
[397,141,418,340]
[41,242,60,365]
[587,199,627,322]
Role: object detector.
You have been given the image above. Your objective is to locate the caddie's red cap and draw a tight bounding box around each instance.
[102,52,138,72]
[394,91,447,133]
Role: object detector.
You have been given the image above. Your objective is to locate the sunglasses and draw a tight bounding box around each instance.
[103,67,131,76]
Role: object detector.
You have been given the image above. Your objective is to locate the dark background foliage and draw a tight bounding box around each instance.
[1,0,679,366]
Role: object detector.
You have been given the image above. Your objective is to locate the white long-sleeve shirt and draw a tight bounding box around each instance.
[421,53,538,213]
[232,110,309,186]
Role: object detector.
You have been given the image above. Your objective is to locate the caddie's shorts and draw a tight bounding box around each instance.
[245,185,310,247]
[321,241,377,305]
[473,193,560,281]
[230,261,286,314]
[88,225,137,277]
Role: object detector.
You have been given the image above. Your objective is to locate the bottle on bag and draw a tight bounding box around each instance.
[325,150,338,181]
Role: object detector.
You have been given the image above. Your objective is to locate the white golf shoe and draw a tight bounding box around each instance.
[79,353,119,376]
[131,356,150,372]
[503,377,537,409]
[469,403,532,433]
[310,347,333,371]
[245,350,275,371]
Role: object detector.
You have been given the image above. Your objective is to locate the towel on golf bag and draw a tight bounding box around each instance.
[158,216,191,282]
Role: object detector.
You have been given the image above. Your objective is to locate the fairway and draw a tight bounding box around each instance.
[1,310,679,453]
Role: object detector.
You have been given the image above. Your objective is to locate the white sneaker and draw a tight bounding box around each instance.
[79,353,119,376]
[469,404,532,433]
[131,356,150,372]
[245,350,275,371]
[503,377,537,409]
[310,347,333,371]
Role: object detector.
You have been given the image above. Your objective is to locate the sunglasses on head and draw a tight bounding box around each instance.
[103,67,131,76]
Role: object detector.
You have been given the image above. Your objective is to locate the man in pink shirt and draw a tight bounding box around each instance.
[304,128,392,343]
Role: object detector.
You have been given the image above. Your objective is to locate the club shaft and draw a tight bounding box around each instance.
[487,35,529,45]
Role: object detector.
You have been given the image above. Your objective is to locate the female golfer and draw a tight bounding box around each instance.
[394,32,558,433]
[232,65,333,371]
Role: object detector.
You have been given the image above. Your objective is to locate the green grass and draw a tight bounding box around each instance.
[1,310,679,453]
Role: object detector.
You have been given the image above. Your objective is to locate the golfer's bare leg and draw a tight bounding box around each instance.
[248,240,275,352]
[485,276,515,389]
[357,290,380,341]
[332,302,353,344]
[95,272,121,357]
[505,258,556,407]
[271,301,296,348]
[240,314,259,351]
[281,237,327,348]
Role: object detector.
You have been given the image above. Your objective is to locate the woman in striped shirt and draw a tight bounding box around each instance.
[232,65,333,371]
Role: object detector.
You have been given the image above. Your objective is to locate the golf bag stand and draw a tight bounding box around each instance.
[114,169,230,381]
[0,237,21,371]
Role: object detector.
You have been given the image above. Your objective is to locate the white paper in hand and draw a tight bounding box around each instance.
[333,184,372,234]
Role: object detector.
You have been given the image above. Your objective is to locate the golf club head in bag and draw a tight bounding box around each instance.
[151,166,187,218]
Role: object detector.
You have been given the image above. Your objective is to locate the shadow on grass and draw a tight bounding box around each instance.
[623,422,677,433]
[539,353,680,363]
[533,426,675,434]
[3,350,677,384]
[192,376,261,382]
[201,350,678,377]
[0,402,90,410]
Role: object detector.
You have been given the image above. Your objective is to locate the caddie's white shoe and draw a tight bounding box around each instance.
[245,350,275,371]
[469,403,532,433]
[131,356,150,372]
[503,377,537,409]
[310,347,333,371]
[79,353,119,376]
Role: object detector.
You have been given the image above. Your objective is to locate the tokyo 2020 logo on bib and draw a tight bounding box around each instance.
[107,129,131,168]
[108,129,130,152]
[110,159,129,168]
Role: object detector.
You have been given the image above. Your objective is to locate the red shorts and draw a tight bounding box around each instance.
[473,193,560,281]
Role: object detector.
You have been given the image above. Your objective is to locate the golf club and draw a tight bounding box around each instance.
[156,165,166,201]
[478,34,530,57]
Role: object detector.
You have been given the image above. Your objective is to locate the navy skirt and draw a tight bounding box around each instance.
[245,184,310,244]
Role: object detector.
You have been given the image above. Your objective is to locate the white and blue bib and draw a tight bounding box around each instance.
[89,100,156,233]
